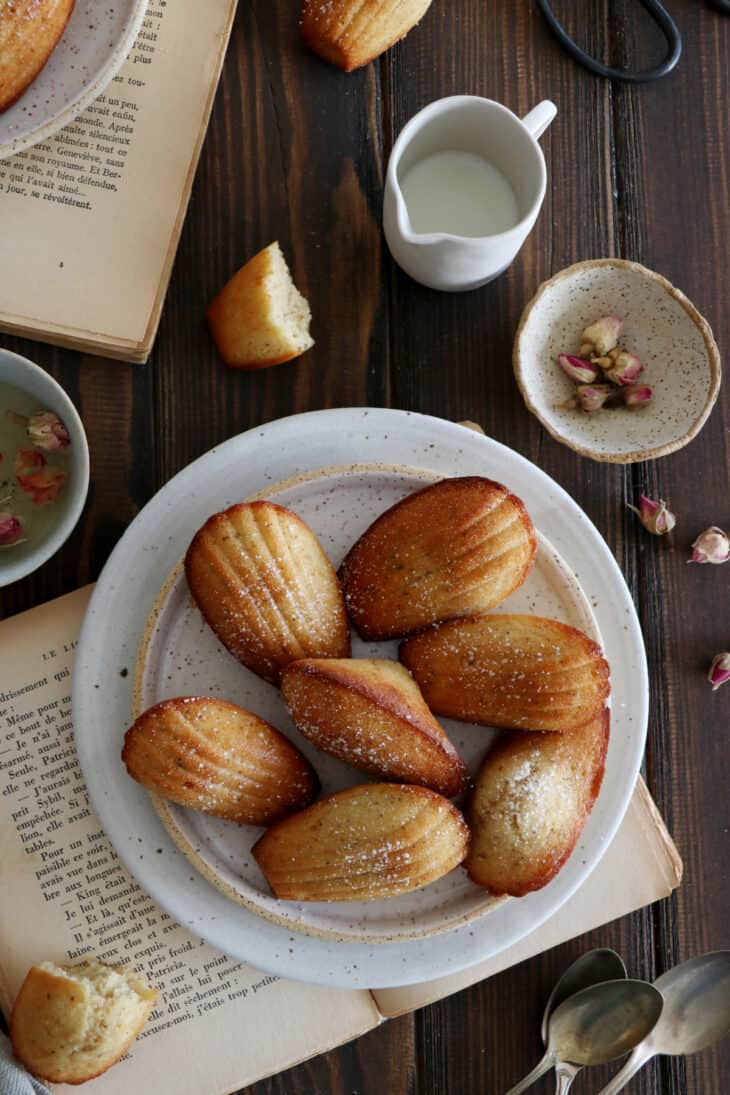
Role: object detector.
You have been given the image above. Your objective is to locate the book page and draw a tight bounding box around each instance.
[0,0,237,360]
[374,779,683,1019]
[0,589,380,1095]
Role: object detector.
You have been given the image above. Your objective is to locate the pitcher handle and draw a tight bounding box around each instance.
[522,100,557,140]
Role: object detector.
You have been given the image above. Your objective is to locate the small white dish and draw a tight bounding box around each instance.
[0,348,89,587]
[0,0,148,160]
[514,258,722,463]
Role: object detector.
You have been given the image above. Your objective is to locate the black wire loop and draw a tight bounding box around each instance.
[536,0,683,82]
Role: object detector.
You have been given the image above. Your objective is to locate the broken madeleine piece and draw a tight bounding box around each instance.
[466,710,610,896]
[185,500,351,684]
[400,614,610,732]
[10,959,156,1085]
[281,657,468,797]
[253,783,469,902]
[207,242,314,369]
[122,697,318,825]
[301,0,433,72]
[340,477,537,641]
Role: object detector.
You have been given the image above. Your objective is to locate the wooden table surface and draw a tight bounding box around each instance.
[2,1,729,1092]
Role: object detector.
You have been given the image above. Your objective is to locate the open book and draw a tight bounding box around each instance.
[0,0,237,363]
[0,588,682,1094]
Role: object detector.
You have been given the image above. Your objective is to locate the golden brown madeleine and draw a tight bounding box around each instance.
[10,960,156,1085]
[253,783,469,902]
[466,710,610,896]
[0,0,75,114]
[185,500,350,684]
[401,614,610,732]
[281,658,468,797]
[300,0,433,72]
[340,477,536,641]
[122,697,318,825]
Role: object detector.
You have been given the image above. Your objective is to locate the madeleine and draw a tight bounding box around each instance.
[253,783,469,902]
[340,476,536,641]
[185,500,350,684]
[122,697,318,825]
[401,614,610,732]
[281,657,468,797]
[466,710,610,896]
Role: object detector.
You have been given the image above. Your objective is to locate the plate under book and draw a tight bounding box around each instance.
[73,409,648,989]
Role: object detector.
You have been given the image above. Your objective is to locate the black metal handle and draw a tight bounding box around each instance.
[536,0,683,83]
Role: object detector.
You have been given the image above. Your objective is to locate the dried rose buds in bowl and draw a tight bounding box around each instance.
[557,315,652,414]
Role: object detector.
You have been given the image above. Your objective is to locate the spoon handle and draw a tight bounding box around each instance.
[554,1062,581,1094]
[595,1047,653,1095]
[504,1051,554,1094]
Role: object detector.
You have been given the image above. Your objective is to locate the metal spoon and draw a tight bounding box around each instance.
[505,979,663,1095]
[597,951,730,1094]
[540,949,628,1091]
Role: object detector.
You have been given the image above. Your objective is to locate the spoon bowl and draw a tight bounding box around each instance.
[598,951,730,1094]
[541,949,628,1043]
[506,978,663,1094]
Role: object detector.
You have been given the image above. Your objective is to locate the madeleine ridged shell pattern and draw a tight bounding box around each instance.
[340,477,537,641]
[400,613,610,732]
[252,783,469,902]
[122,697,318,825]
[185,500,351,684]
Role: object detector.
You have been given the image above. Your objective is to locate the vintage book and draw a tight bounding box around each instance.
[0,0,237,363]
[0,588,682,1094]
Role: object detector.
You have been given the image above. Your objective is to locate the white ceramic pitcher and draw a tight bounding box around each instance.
[383,96,557,292]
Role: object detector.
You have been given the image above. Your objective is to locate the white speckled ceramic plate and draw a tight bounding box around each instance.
[133,464,599,944]
[0,0,148,160]
[514,259,721,463]
[74,409,648,988]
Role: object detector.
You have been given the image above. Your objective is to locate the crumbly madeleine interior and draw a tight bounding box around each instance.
[36,960,155,1058]
[268,242,313,353]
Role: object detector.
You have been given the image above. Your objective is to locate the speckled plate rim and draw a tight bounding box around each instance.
[513,258,722,464]
[0,0,148,160]
[132,461,598,945]
[73,409,648,990]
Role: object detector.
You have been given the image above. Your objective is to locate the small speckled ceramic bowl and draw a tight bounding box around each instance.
[513,259,721,463]
[0,349,89,587]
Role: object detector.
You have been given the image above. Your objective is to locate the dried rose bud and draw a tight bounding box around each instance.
[708,653,730,692]
[690,527,730,565]
[0,512,25,546]
[603,350,645,386]
[622,384,653,408]
[628,494,676,535]
[575,384,614,412]
[27,410,70,452]
[15,448,67,506]
[581,316,624,357]
[557,354,600,384]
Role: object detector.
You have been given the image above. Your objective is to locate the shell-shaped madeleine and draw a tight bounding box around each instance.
[122,697,318,825]
[466,711,610,896]
[340,477,537,641]
[401,614,610,732]
[281,658,468,797]
[300,0,433,72]
[252,783,469,902]
[185,501,351,684]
